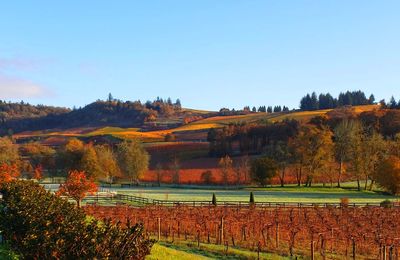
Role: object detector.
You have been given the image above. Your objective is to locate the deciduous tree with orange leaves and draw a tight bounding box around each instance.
[33,165,43,181]
[0,163,20,185]
[376,156,400,195]
[57,170,97,207]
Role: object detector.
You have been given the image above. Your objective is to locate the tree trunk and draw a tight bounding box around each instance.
[77,199,81,208]
[280,168,285,187]
[364,175,369,190]
[369,180,375,191]
[297,167,302,186]
[357,179,360,191]
[337,160,343,188]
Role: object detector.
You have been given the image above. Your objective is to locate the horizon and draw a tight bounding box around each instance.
[1,1,400,110]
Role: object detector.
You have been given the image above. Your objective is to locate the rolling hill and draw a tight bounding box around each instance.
[13,104,379,144]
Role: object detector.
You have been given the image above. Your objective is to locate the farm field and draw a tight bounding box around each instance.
[109,182,399,204]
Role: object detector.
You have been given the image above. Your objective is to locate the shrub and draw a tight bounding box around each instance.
[380,199,394,208]
[201,170,214,185]
[340,197,349,207]
[0,180,153,259]
[212,193,217,206]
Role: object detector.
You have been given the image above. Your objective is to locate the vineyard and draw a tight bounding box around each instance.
[85,204,400,259]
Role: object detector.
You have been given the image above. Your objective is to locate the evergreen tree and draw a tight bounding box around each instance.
[249,191,255,205]
[212,193,217,206]
[369,94,376,104]
[175,99,182,109]
[267,106,273,113]
[390,96,397,109]
[107,93,113,102]
[310,92,319,110]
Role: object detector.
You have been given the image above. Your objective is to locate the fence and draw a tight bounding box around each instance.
[82,193,394,208]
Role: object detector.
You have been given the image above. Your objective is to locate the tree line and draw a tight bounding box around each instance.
[300,90,375,111]
[0,137,150,185]
[208,107,400,194]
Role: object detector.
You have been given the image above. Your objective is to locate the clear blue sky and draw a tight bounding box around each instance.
[0,1,399,110]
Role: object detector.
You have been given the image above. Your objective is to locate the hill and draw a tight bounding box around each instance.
[13,104,379,144]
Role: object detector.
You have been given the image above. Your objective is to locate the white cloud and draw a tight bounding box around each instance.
[0,74,52,99]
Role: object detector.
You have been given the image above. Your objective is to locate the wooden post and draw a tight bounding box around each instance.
[311,239,315,260]
[157,217,161,241]
[220,217,224,245]
[384,245,387,260]
[275,223,280,248]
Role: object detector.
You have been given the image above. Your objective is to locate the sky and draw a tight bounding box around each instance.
[0,1,399,111]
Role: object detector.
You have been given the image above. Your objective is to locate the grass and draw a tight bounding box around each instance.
[147,242,288,260]
[111,182,399,204]
[0,244,19,260]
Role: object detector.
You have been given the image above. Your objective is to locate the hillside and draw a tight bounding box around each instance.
[13,104,379,144]
[1,99,213,136]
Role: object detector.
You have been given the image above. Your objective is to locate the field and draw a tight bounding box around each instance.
[106,182,399,204]
[85,202,400,259]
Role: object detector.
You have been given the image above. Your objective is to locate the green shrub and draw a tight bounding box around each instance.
[0,180,153,259]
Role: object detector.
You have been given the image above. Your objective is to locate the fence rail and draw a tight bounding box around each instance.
[81,193,396,208]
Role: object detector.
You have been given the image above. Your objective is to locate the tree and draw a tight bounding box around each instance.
[333,120,360,187]
[265,142,291,187]
[297,126,334,187]
[80,144,102,179]
[310,92,319,110]
[95,145,121,184]
[62,138,85,172]
[117,140,150,185]
[57,170,97,207]
[0,137,20,166]
[175,99,182,110]
[219,155,233,186]
[108,92,114,102]
[360,131,387,190]
[369,94,375,104]
[201,170,214,185]
[0,163,20,185]
[21,142,55,173]
[170,155,180,185]
[250,157,278,187]
[212,193,217,206]
[249,192,255,205]
[0,180,154,258]
[33,165,43,181]
[375,156,400,195]
[233,155,250,186]
[155,163,163,186]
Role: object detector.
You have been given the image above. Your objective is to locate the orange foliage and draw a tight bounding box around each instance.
[57,170,97,207]
[33,165,43,180]
[0,163,20,184]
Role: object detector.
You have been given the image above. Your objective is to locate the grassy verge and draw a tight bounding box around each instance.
[147,241,288,260]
